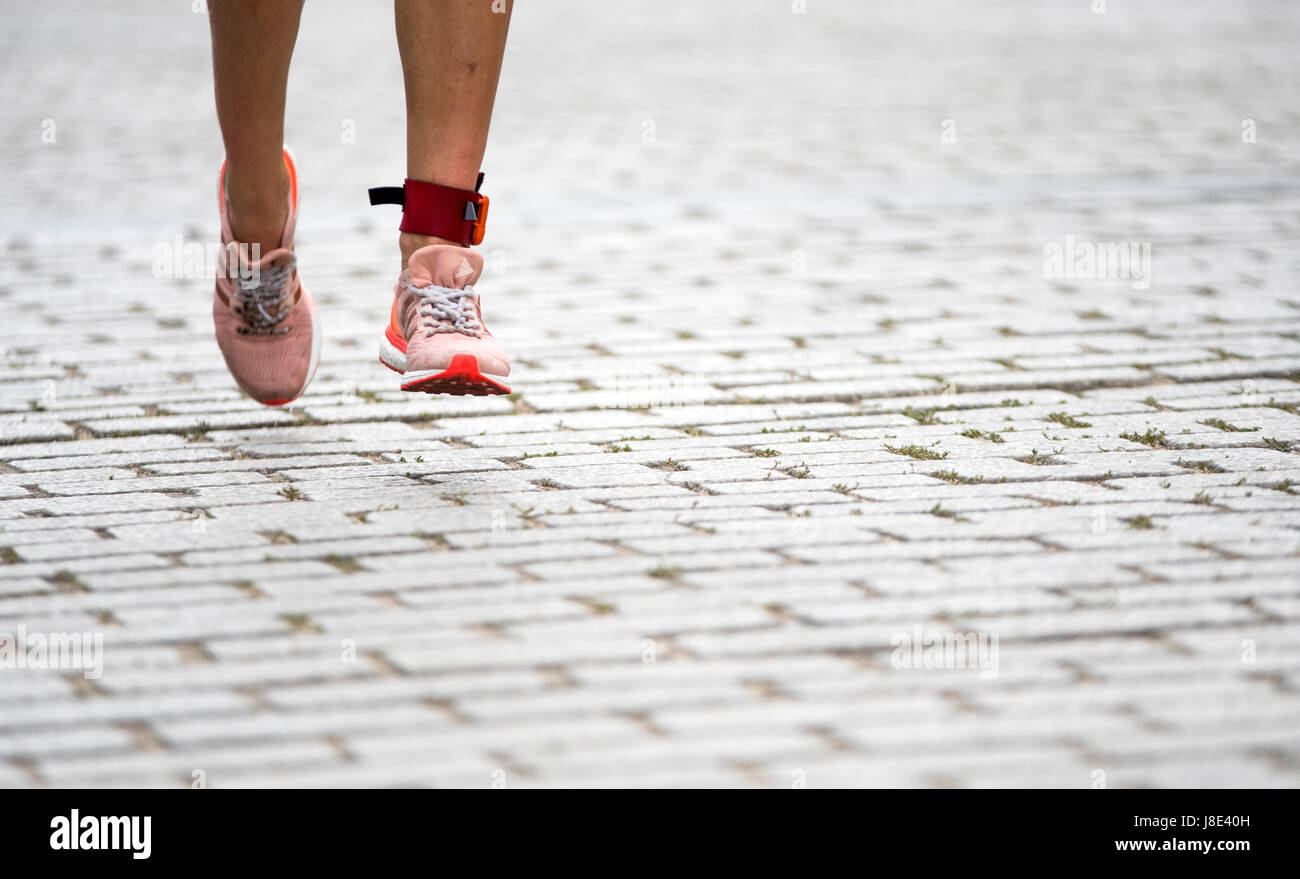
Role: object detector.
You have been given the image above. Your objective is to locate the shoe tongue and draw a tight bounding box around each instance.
[228,244,294,273]
[409,245,483,289]
[224,246,295,294]
[255,246,295,269]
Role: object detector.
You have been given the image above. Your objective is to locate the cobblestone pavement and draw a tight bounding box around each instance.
[2,0,1299,788]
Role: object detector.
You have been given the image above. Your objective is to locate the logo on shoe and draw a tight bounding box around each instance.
[455,257,474,281]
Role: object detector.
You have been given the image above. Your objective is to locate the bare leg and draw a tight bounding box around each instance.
[395,0,512,266]
[208,0,304,254]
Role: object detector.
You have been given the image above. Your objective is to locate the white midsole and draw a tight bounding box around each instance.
[381,335,508,389]
[378,334,406,373]
[296,289,322,397]
[381,336,508,385]
[401,367,510,384]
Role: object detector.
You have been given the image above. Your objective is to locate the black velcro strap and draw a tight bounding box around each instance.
[368,186,405,207]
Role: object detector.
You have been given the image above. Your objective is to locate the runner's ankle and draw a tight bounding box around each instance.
[399,232,465,269]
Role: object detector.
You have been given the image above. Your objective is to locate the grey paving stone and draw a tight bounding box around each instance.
[2,0,1298,788]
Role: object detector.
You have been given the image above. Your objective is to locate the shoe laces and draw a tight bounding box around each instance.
[411,283,483,338]
[234,258,295,336]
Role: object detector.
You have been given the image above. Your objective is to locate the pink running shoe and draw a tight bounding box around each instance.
[379,245,511,395]
[212,147,320,406]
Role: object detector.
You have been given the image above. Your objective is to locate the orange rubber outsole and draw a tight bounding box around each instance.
[400,353,511,396]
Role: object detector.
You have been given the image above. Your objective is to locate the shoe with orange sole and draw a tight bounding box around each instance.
[378,244,510,395]
[212,146,320,406]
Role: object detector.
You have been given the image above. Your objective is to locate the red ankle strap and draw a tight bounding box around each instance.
[368,173,489,246]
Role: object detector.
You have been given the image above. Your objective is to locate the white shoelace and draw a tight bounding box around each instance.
[411,283,483,338]
[235,258,295,335]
